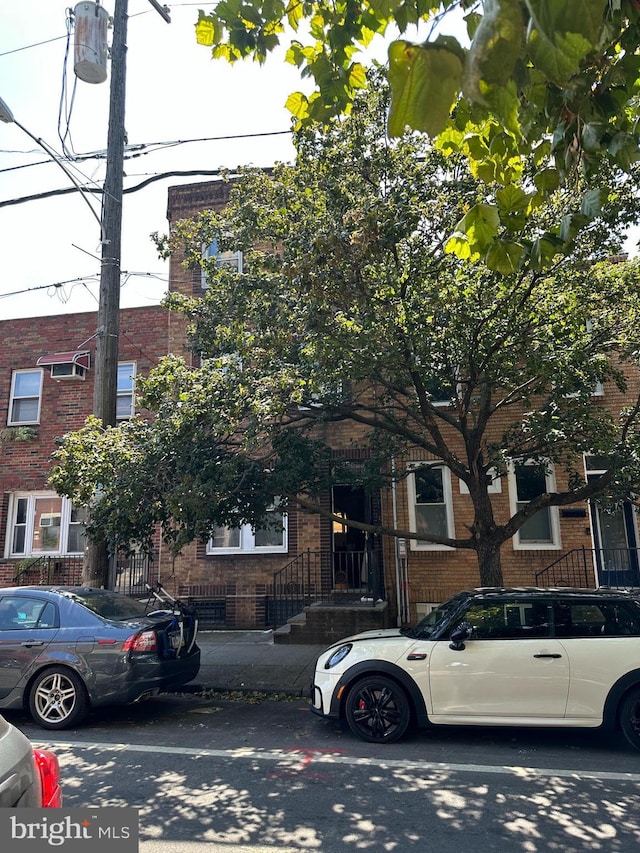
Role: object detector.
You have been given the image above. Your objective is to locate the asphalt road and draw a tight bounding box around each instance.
[8,693,640,852]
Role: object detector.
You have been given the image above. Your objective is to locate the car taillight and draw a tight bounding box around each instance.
[123,630,157,652]
[33,748,62,808]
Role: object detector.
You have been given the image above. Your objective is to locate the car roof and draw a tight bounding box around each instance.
[0,586,126,602]
[467,587,639,601]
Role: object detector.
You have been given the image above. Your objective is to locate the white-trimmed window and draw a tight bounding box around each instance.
[8,369,43,425]
[509,460,561,549]
[201,238,243,288]
[116,361,136,420]
[407,464,455,550]
[207,504,287,554]
[6,493,87,557]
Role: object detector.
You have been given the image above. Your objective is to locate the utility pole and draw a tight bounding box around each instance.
[83,0,170,587]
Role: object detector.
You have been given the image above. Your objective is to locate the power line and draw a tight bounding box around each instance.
[0,269,168,301]
[0,166,277,209]
[0,129,292,174]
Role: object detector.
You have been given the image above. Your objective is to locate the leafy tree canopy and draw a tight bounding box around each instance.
[50,77,640,585]
[194,0,640,269]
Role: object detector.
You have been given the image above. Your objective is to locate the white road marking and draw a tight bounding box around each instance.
[34,739,640,783]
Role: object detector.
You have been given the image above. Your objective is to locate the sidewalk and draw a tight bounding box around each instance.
[190,630,327,696]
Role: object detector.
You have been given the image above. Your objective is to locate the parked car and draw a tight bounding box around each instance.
[0,712,62,806]
[0,586,200,730]
[311,587,640,748]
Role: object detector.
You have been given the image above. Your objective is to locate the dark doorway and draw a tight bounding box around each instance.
[332,485,370,590]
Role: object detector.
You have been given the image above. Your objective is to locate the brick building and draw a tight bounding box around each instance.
[1,179,638,641]
[0,306,169,590]
[163,180,640,637]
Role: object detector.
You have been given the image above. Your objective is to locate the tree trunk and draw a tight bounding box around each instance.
[82,539,110,588]
[475,538,504,587]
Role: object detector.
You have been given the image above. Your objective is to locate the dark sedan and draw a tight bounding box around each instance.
[0,586,200,729]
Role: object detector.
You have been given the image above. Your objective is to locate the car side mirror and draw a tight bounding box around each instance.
[449,622,472,651]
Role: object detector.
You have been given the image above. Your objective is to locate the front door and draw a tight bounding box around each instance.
[587,466,640,587]
[332,485,370,590]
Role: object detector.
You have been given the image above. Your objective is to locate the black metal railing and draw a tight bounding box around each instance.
[535,547,640,589]
[13,552,152,596]
[13,555,84,586]
[113,552,152,596]
[270,549,385,629]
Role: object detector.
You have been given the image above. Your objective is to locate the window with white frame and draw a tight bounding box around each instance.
[509,460,560,549]
[206,503,287,554]
[201,238,243,288]
[6,494,87,557]
[116,361,136,420]
[407,464,455,550]
[8,369,43,425]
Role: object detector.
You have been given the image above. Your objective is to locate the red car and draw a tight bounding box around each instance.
[0,712,62,807]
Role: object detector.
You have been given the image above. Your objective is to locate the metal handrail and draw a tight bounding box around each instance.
[271,549,385,629]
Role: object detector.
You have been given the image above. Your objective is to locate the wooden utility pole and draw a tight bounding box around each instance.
[83,0,170,587]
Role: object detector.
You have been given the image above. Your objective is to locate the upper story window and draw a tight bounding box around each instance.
[6,493,87,558]
[8,369,43,425]
[116,362,136,420]
[201,238,243,288]
[509,460,561,549]
[206,503,287,554]
[407,464,454,550]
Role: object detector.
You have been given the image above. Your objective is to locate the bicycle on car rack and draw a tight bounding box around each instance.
[143,583,199,656]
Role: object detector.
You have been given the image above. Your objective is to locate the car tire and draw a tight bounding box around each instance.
[620,687,640,751]
[28,667,89,730]
[345,675,411,744]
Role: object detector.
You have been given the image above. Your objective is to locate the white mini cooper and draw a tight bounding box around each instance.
[310,587,640,747]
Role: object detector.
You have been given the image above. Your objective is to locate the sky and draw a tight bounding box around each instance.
[2,3,636,324]
[0,0,380,321]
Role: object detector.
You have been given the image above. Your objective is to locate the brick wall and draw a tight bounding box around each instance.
[0,305,170,583]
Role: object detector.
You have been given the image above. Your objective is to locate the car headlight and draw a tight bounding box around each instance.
[325,644,353,669]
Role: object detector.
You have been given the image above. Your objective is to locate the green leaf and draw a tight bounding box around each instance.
[580,188,606,219]
[484,239,525,273]
[285,91,310,121]
[527,28,592,86]
[388,40,464,138]
[559,213,590,244]
[195,13,220,47]
[533,168,560,192]
[454,203,500,256]
[463,0,524,103]
[525,0,608,46]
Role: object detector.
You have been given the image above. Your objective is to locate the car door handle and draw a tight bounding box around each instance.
[21,641,44,647]
[533,653,562,659]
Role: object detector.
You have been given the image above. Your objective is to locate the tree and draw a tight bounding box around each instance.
[194,1,640,270]
[50,77,640,586]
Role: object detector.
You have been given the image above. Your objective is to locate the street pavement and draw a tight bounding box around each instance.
[189,630,327,696]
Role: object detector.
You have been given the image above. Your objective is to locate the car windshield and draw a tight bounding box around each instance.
[402,594,467,639]
[64,590,149,621]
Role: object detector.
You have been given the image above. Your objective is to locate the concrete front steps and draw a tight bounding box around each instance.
[274,600,389,645]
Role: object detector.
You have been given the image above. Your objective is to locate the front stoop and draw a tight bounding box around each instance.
[274,600,389,645]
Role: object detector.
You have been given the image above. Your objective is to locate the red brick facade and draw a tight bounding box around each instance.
[0,306,169,585]
[1,179,638,633]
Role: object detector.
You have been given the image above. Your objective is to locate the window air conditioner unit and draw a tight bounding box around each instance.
[51,362,86,380]
[36,351,90,380]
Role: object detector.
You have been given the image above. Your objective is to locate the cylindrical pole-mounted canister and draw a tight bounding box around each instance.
[74,2,109,84]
